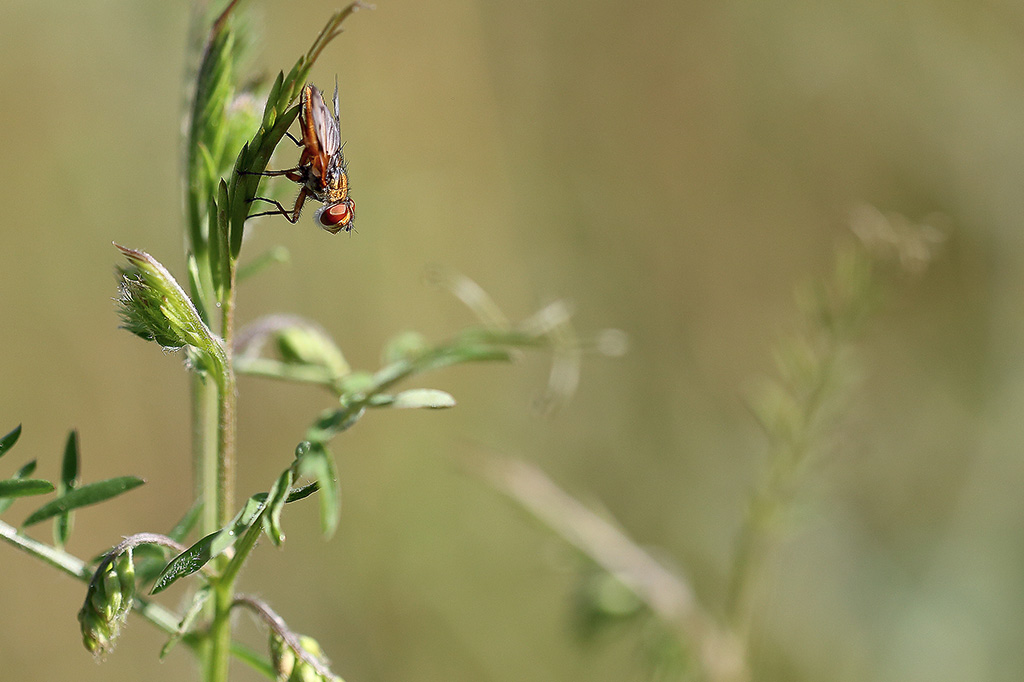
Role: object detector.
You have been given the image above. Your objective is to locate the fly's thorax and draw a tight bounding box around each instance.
[323,166,350,203]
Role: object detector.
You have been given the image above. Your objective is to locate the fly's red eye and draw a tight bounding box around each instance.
[317,201,354,233]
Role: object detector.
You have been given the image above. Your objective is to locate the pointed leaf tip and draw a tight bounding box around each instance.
[0,424,22,459]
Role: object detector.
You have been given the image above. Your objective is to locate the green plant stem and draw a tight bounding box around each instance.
[235,357,338,388]
[205,582,235,682]
[216,263,239,530]
[208,262,238,682]
[220,504,267,587]
[205,489,266,682]
[217,349,236,529]
[193,372,220,535]
[203,515,264,682]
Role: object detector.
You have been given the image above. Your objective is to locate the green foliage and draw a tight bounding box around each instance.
[0,460,39,515]
[276,324,351,380]
[295,442,340,538]
[0,3,614,682]
[0,424,21,458]
[0,425,46,514]
[261,468,294,546]
[54,430,80,547]
[22,476,145,528]
[150,493,264,594]
[0,479,54,500]
[134,500,204,587]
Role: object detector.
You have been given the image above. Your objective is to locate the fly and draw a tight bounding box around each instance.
[247,80,355,234]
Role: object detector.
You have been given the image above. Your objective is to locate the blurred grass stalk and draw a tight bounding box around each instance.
[484,455,748,682]
[725,245,876,646]
[727,203,945,648]
[487,206,944,681]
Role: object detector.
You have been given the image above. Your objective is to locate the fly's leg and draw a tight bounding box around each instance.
[247,188,308,223]
[240,166,304,181]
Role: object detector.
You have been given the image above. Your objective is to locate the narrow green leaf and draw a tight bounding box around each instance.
[262,468,294,546]
[216,180,230,296]
[0,479,54,499]
[0,460,37,515]
[286,482,319,503]
[54,430,81,547]
[134,499,205,586]
[60,431,80,488]
[422,345,515,371]
[160,586,211,658]
[0,424,22,459]
[390,389,457,410]
[297,443,340,538]
[14,460,36,477]
[254,481,321,505]
[284,61,302,99]
[306,405,365,444]
[150,495,264,594]
[22,476,144,527]
[207,193,223,296]
[149,531,221,594]
[262,71,284,128]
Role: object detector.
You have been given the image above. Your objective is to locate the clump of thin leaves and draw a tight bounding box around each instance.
[0,2,619,681]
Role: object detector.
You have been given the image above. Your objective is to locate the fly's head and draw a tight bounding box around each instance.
[316,162,354,233]
[315,197,355,234]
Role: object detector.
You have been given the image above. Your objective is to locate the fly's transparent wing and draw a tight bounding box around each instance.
[309,87,341,158]
[333,76,343,140]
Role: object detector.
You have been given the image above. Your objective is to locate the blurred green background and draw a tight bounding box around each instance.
[0,1,1020,680]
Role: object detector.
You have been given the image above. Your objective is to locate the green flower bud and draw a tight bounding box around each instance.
[115,549,136,605]
[270,632,296,680]
[77,550,137,658]
[101,563,123,617]
[115,244,225,373]
[268,632,340,682]
[79,607,114,656]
